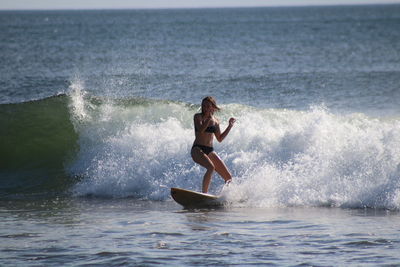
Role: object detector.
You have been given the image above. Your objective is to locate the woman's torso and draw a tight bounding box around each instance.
[193,113,218,147]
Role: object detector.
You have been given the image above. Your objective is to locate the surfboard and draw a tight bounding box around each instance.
[170,187,225,208]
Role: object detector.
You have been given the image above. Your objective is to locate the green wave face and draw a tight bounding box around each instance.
[0,95,78,197]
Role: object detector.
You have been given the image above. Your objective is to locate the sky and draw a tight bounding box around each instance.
[0,0,400,10]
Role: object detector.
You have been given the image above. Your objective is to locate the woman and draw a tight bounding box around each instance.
[191,96,236,193]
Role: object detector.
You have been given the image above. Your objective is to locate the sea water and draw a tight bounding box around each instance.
[1,5,400,266]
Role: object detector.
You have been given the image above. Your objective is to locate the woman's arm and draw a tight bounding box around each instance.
[215,118,236,142]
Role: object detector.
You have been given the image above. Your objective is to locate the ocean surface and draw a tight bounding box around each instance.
[1,4,400,266]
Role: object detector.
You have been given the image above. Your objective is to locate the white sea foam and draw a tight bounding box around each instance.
[68,77,92,122]
[67,84,400,209]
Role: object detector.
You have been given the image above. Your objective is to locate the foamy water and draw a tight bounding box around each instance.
[68,81,400,210]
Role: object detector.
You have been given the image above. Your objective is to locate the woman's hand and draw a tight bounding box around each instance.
[203,116,213,127]
[228,117,236,127]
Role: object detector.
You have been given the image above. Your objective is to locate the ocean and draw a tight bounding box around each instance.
[1,4,400,266]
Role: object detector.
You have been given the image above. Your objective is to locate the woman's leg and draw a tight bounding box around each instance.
[191,147,215,193]
[208,152,232,183]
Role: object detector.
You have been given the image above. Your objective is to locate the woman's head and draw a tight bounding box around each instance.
[201,96,220,115]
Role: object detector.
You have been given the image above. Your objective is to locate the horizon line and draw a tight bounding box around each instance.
[0,2,399,11]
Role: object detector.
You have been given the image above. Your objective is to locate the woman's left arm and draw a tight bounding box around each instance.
[215,118,236,142]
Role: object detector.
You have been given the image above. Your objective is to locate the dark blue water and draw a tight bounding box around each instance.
[1,5,400,266]
[1,6,400,114]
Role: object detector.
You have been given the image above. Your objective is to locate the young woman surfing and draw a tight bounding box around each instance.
[191,96,236,193]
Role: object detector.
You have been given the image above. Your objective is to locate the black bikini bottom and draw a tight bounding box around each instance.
[192,144,214,155]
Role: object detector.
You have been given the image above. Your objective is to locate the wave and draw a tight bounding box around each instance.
[0,94,78,198]
[2,79,400,210]
[66,80,400,210]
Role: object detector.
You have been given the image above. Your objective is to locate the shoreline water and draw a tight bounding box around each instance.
[1,197,400,266]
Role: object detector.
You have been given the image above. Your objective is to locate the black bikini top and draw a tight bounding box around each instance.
[195,124,217,133]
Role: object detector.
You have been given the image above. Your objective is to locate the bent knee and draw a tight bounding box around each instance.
[225,172,232,181]
[207,163,215,172]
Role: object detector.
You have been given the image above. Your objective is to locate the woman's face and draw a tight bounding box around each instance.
[202,100,215,115]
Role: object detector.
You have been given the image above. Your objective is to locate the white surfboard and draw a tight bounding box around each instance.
[170,187,225,208]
